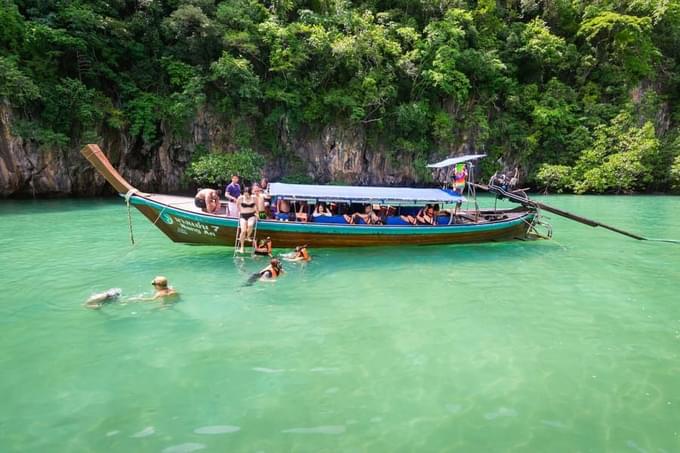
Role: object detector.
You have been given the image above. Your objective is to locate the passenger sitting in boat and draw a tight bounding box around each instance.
[237,186,259,254]
[366,204,383,224]
[381,205,396,223]
[195,188,221,214]
[344,204,382,225]
[295,201,309,222]
[259,258,283,280]
[417,204,436,225]
[312,202,332,218]
[400,208,420,225]
[343,208,358,224]
[276,198,293,221]
[400,205,435,225]
[254,237,273,257]
[284,244,311,262]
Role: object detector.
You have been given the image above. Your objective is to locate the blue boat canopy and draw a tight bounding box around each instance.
[426,154,486,168]
[269,182,465,205]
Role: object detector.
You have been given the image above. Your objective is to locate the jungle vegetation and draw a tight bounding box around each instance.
[1,0,680,192]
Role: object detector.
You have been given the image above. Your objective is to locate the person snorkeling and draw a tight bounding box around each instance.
[284,244,311,262]
[254,237,273,257]
[83,277,177,308]
[244,258,284,286]
[84,288,122,309]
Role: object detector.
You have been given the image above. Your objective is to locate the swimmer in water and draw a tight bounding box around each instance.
[284,244,311,262]
[254,237,273,257]
[129,276,178,302]
[244,259,284,286]
[259,258,284,280]
[84,288,122,309]
[149,276,177,299]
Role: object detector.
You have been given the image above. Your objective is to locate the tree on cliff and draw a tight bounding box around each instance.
[1,0,679,192]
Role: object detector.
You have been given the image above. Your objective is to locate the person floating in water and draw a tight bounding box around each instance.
[284,244,311,262]
[244,259,284,286]
[84,288,122,309]
[254,237,273,256]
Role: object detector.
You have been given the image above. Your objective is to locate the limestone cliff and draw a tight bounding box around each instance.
[0,105,454,197]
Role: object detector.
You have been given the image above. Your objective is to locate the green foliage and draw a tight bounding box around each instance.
[519,18,567,73]
[0,2,25,53]
[578,10,658,80]
[536,164,573,193]
[185,149,265,186]
[126,93,164,144]
[0,56,40,105]
[11,119,69,149]
[1,0,679,192]
[572,113,660,193]
[671,155,680,191]
[210,52,261,113]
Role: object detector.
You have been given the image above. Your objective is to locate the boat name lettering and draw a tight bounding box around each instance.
[175,218,218,236]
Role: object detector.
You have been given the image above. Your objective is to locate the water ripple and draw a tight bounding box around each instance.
[193,425,241,434]
[130,426,155,438]
[282,425,346,434]
[162,443,206,453]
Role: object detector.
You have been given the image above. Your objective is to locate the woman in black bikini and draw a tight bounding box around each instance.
[237,186,258,253]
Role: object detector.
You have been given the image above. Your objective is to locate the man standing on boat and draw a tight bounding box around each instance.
[225,175,241,217]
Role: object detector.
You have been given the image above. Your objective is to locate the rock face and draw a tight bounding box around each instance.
[0,105,453,197]
[282,124,420,186]
[0,104,73,196]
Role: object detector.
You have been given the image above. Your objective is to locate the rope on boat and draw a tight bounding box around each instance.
[124,189,138,245]
[122,189,174,247]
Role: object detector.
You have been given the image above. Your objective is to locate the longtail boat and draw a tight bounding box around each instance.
[81,144,541,248]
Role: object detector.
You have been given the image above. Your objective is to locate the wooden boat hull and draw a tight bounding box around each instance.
[81,144,536,248]
[130,195,534,247]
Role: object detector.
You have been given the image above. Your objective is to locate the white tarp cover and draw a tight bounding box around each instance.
[426,154,486,168]
[269,182,465,204]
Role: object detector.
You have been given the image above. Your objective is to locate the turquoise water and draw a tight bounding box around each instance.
[1,195,679,452]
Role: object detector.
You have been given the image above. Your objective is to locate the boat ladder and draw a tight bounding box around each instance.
[234,217,258,256]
